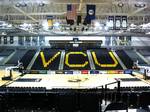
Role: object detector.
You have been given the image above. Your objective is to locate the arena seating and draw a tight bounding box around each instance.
[0,49,14,56]
[115,50,133,69]
[4,48,146,71]
[57,93,76,112]
[64,51,90,70]
[104,102,128,112]
[0,49,15,65]
[20,50,37,69]
[92,48,122,70]
[124,50,146,65]
[6,49,28,65]
[0,88,150,112]
[138,49,150,56]
[79,93,99,112]
[31,48,61,70]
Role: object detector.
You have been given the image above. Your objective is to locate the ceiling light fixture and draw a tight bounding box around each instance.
[135,3,146,8]
[15,3,21,7]
[21,2,27,7]
[16,2,27,7]
[39,3,45,7]
[118,3,124,7]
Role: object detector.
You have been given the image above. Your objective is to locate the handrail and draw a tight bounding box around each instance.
[104,80,121,105]
[105,80,121,92]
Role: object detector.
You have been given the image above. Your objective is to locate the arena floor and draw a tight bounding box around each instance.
[1,70,150,90]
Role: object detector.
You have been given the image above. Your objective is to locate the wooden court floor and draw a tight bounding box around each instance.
[0,70,150,89]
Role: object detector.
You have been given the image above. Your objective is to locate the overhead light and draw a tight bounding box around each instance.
[15,3,21,7]
[135,3,146,8]
[39,3,45,7]
[118,3,124,7]
[21,3,27,7]
[16,2,27,7]
[1,32,7,35]
[130,23,137,28]
[7,24,12,28]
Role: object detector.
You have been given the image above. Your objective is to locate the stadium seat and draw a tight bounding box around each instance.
[104,102,128,112]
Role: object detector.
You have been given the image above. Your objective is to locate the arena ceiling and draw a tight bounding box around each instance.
[0,0,150,36]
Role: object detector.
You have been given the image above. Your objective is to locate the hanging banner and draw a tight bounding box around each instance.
[122,16,127,30]
[108,16,114,30]
[47,16,54,28]
[10,36,14,44]
[84,4,96,25]
[115,16,121,30]
[4,36,7,44]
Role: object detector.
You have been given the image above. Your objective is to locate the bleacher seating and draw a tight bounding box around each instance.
[6,49,28,65]
[32,48,61,70]
[104,102,128,112]
[64,51,90,70]
[124,50,146,65]
[57,93,76,112]
[116,50,133,69]
[2,48,147,71]
[79,93,99,112]
[0,49,14,56]
[92,49,122,70]
[20,49,36,69]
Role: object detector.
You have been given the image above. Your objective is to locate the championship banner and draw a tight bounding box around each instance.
[122,16,127,29]
[66,4,77,25]
[84,5,96,25]
[4,36,7,44]
[115,16,121,30]
[47,16,53,28]
[10,36,14,44]
[108,16,114,30]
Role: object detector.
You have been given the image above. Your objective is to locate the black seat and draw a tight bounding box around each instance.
[57,93,76,112]
[79,93,99,112]
[104,102,128,112]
